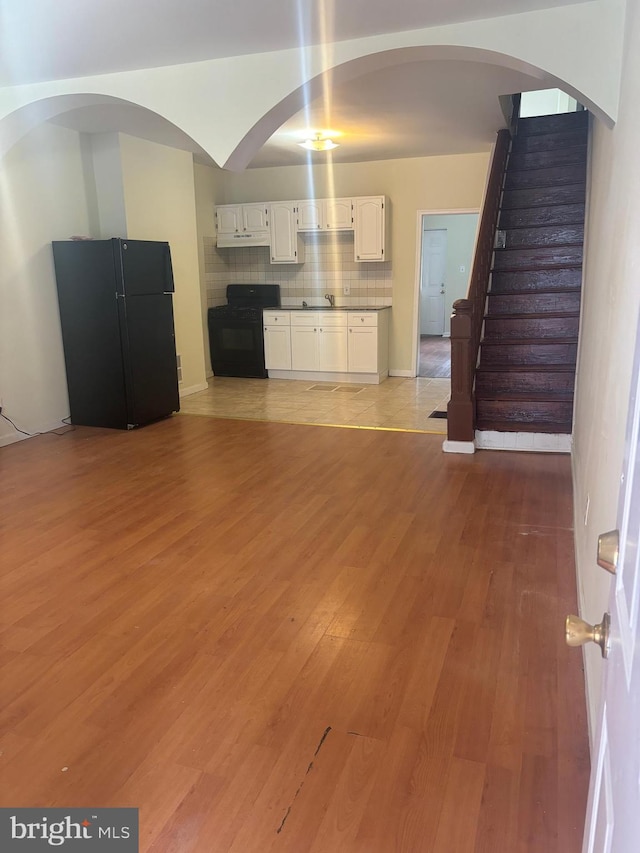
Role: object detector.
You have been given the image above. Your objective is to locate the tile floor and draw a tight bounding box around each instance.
[179,376,450,434]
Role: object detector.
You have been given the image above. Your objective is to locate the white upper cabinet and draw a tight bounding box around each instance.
[324,198,353,230]
[297,200,324,231]
[354,196,386,262]
[270,202,304,264]
[217,196,388,261]
[216,203,271,247]
[216,205,242,234]
[297,198,353,231]
[241,203,269,234]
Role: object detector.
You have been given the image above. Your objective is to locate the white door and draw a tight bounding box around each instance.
[582,311,640,851]
[421,229,447,336]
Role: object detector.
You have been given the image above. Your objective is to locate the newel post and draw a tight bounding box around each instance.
[447,299,475,443]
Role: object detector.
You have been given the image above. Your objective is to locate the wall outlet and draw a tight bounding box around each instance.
[343,284,350,295]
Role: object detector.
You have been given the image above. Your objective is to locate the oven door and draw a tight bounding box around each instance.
[208,313,267,378]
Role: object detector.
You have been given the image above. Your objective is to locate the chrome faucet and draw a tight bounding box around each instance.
[324,293,335,307]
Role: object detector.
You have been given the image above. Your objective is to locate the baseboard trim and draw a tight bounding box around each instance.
[179,382,209,398]
[267,369,385,385]
[388,369,415,378]
[475,430,572,453]
[0,432,28,447]
[442,439,475,454]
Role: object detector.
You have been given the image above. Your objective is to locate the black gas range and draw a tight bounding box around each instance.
[207,284,281,378]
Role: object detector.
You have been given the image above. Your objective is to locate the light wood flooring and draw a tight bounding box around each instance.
[0,416,589,852]
[180,377,450,434]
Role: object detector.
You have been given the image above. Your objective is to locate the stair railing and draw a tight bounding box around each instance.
[447,129,511,442]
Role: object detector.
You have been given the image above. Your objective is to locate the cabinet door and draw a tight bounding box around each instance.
[318,325,348,372]
[349,326,378,372]
[242,203,269,233]
[354,196,385,261]
[325,198,353,230]
[291,326,319,370]
[264,325,292,370]
[216,205,241,234]
[298,200,324,231]
[270,202,300,263]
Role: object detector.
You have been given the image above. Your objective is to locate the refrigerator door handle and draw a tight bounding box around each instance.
[164,244,175,293]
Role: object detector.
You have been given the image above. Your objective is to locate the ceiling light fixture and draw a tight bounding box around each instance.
[298,132,340,152]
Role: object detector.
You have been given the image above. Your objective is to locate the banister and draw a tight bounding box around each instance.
[447,128,511,443]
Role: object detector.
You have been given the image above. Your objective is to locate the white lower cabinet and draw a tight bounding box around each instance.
[348,324,378,372]
[264,312,291,370]
[264,309,389,382]
[318,321,348,372]
[291,325,319,371]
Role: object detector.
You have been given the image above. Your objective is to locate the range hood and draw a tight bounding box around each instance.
[217,231,270,248]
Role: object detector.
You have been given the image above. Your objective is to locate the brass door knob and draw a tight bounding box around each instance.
[597,529,619,574]
[565,613,610,658]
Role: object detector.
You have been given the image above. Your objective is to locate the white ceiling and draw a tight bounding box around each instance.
[1,0,587,86]
[12,0,584,169]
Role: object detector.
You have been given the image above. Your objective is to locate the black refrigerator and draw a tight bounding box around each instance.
[52,238,180,429]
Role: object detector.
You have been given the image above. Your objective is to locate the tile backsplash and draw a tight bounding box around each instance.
[203,231,392,308]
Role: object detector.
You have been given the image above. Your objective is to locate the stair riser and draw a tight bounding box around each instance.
[476,399,574,424]
[481,342,578,366]
[484,317,579,340]
[505,164,586,190]
[499,204,585,229]
[511,130,588,154]
[493,246,583,271]
[504,224,584,249]
[476,372,576,395]
[502,184,586,210]
[491,268,582,292]
[487,292,581,315]
[508,146,587,171]
[517,112,588,136]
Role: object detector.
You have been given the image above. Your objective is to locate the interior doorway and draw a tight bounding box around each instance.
[416,211,479,378]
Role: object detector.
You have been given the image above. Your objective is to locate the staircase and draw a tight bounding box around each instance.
[475,110,588,435]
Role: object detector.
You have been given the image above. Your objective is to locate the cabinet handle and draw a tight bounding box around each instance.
[349,329,352,333]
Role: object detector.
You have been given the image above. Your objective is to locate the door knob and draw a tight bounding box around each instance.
[597,529,619,574]
[565,613,610,658]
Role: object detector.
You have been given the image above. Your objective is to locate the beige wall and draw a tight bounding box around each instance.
[572,0,640,740]
[199,153,489,373]
[119,134,207,394]
[193,162,225,374]
[0,123,91,445]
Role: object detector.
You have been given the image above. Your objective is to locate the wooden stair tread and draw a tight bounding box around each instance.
[481,336,578,346]
[476,391,574,402]
[488,288,582,296]
[504,219,585,228]
[501,185,586,209]
[477,364,576,373]
[475,419,572,434]
[484,311,580,320]
[491,262,583,273]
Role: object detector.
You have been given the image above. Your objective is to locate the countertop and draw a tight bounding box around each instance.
[272,305,391,312]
